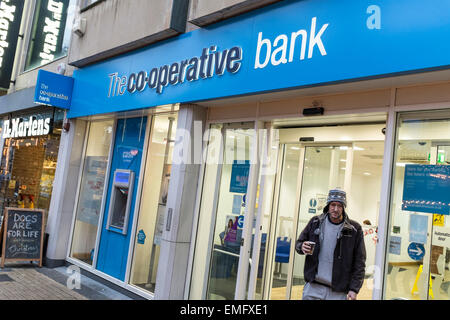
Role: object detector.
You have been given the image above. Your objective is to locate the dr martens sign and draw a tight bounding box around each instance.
[2,116,52,138]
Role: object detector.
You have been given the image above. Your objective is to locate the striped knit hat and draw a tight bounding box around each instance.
[326,189,347,208]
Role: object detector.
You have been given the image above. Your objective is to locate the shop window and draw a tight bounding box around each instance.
[69,120,113,266]
[189,122,255,300]
[0,108,64,226]
[24,0,76,71]
[129,113,177,293]
[385,112,450,301]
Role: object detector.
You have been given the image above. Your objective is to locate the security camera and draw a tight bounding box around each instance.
[73,18,87,37]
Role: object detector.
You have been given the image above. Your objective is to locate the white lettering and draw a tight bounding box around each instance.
[255,32,271,69]
[289,29,308,62]
[367,5,381,30]
[0,1,18,68]
[308,17,328,59]
[0,2,16,22]
[254,17,329,70]
[39,1,64,65]
[270,34,288,66]
[2,117,52,138]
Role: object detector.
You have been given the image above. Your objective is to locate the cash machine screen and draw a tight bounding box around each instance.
[115,171,131,185]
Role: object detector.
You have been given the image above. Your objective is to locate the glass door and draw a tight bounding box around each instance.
[385,112,450,300]
[190,122,258,300]
[129,113,177,294]
[265,144,350,300]
[261,138,384,300]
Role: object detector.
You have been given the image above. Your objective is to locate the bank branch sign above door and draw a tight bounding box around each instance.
[69,0,450,118]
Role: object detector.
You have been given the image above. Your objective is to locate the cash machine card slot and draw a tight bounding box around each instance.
[106,169,135,235]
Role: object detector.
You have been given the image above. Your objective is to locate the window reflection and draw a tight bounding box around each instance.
[385,114,450,300]
[70,120,113,265]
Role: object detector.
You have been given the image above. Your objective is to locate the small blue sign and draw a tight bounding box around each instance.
[237,215,245,229]
[137,229,146,244]
[230,160,250,193]
[407,242,425,261]
[34,70,74,109]
[309,198,317,207]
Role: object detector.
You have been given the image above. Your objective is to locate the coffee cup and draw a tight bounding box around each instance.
[306,241,316,255]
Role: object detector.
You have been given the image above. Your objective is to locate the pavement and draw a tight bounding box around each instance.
[0,262,136,300]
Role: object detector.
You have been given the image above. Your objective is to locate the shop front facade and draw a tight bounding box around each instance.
[64,105,188,298]
[0,107,65,223]
[60,0,450,300]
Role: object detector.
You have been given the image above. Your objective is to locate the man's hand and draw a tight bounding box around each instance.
[347,291,357,300]
[301,241,313,255]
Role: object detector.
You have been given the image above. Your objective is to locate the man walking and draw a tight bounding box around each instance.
[296,189,366,300]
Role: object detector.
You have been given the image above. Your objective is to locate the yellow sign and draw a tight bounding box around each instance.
[433,214,445,227]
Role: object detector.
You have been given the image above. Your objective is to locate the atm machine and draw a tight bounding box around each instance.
[106,169,135,235]
[96,116,147,281]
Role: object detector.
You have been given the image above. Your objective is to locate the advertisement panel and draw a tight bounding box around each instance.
[0,0,24,89]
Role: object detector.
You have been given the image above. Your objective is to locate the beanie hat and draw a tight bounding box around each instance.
[326,189,347,208]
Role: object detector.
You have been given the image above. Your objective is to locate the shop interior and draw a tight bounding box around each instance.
[0,108,64,227]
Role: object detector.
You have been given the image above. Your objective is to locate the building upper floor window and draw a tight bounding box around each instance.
[81,0,103,10]
[24,0,76,71]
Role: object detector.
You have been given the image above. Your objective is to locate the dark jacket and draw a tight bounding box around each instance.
[295,212,366,293]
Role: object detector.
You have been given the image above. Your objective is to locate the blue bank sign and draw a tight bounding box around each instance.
[68,0,450,118]
[35,70,74,109]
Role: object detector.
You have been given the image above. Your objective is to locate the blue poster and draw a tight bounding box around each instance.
[402,165,450,215]
[230,160,250,193]
[409,214,428,244]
